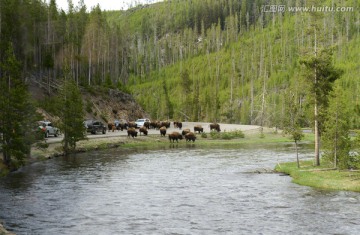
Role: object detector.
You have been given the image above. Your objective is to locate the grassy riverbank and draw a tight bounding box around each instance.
[275,161,360,192]
[29,128,314,160]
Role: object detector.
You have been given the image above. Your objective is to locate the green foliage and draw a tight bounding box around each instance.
[322,85,351,169]
[201,132,208,138]
[348,153,360,170]
[38,96,59,116]
[209,130,244,140]
[85,100,93,113]
[0,44,37,168]
[162,79,174,119]
[104,74,115,89]
[56,74,86,153]
[1,0,360,134]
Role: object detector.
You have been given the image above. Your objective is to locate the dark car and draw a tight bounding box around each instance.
[84,120,107,134]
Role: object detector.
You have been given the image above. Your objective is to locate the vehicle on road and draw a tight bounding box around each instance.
[84,120,107,134]
[135,118,150,128]
[39,121,60,138]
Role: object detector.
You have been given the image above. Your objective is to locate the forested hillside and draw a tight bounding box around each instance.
[0,0,359,127]
[124,0,360,128]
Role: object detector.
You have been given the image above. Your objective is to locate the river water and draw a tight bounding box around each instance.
[0,144,359,235]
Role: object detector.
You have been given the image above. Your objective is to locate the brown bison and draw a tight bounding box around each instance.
[168,131,183,143]
[160,121,170,129]
[185,132,196,142]
[128,122,137,128]
[210,123,221,132]
[127,127,138,138]
[174,121,183,129]
[194,125,203,133]
[150,121,159,129]
[139,126,148,136]
[144,121,150,129]
[117,122,128,131]
[108,123,115,132]
[182,128,191,136]
[159,126,167,137]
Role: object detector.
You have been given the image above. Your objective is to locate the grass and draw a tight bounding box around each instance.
[275,160,360,192]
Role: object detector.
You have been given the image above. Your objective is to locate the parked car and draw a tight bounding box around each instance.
[84,120,107,134]
[38,121,60,138]
[134,118,150,128]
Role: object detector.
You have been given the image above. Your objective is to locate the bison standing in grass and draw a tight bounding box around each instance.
[185,132,196,142]
[210,123,221,132]
[194,125,203,133]
[168,131,183,143]
[160,126,167,137]
[127,127,138,138]
[139,126,148,136]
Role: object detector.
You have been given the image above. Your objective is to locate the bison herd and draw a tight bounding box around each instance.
[106,120,222,143]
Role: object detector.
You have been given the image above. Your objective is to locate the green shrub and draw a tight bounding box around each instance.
[209,130,245,140]
[348,153,360,169]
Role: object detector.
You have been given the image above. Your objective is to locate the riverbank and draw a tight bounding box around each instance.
[30,127,313,160]
[275,161,360,192]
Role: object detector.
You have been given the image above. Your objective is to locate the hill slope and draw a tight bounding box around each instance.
[126,0,360,128]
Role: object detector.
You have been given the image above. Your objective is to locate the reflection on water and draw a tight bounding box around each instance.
[0,144,359,235]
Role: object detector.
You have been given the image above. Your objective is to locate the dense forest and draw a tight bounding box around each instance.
[0,0,359,128]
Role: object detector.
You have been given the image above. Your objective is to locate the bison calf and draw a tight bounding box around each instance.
[168,131,183,143]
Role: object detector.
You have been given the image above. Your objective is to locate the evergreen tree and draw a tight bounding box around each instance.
[57,69,86,154]
[282,90,304,168]
[322,85,351,169]
[0,44,36,168]
[300,48,342,166]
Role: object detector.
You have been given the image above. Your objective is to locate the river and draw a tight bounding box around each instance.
[0,144,359,234]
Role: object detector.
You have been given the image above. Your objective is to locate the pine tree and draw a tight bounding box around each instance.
[322,85,351,169]
[56,68,86,154]
[0,44,36,168]
[300,48,342,166]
